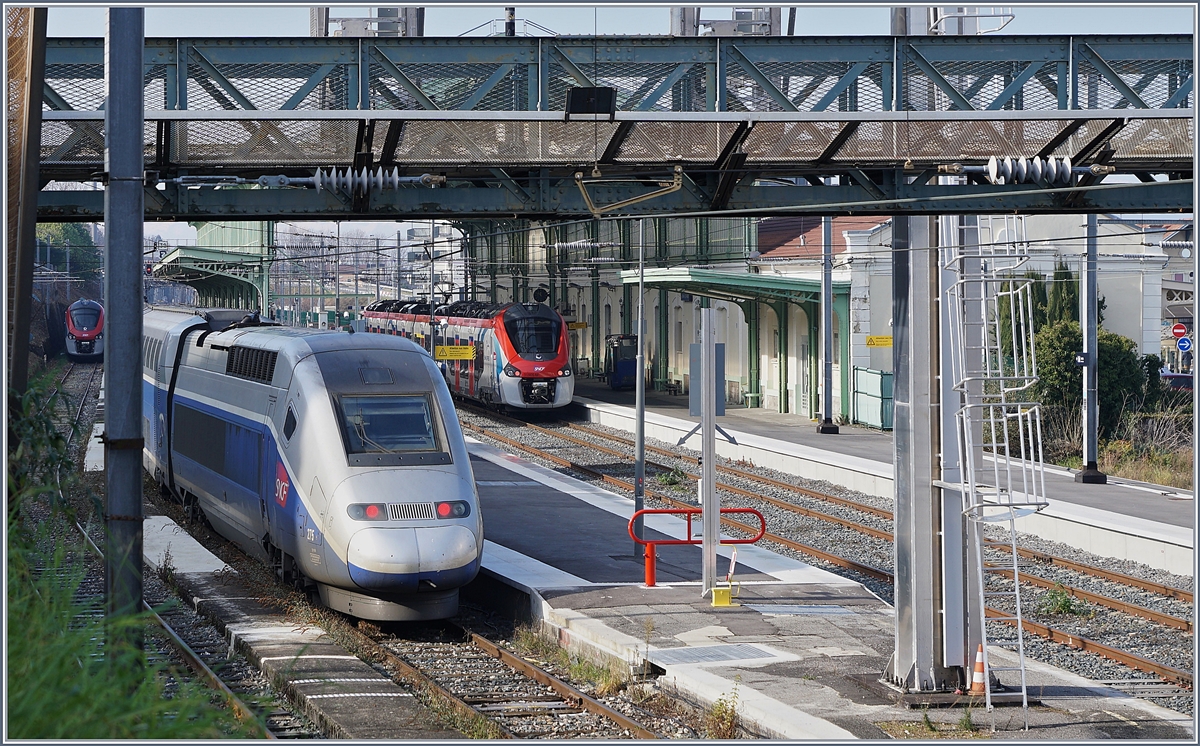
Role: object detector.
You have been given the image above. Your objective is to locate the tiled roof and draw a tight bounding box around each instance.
[758,216,889,259]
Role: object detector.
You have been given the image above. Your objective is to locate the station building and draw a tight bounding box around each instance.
[165,210,1190,426]
[457,211,1189,428]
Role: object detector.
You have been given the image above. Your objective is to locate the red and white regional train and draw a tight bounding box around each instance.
[361,300,573,409]
[65,298,104,361]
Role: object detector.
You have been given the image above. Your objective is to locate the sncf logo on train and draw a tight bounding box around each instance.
[275,460,290,507]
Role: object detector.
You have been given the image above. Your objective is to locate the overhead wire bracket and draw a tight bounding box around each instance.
[575,165,683,218]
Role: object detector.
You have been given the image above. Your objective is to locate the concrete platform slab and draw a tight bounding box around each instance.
[142,515,462,739]
[568,379,1194,574]
[472,434,1195,740]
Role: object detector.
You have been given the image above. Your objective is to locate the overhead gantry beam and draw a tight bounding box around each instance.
[37,108,1192,220]
[38,33,1193,221]
[43,34,1192,114]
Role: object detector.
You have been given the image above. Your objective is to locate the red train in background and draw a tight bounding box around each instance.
[361,299,573,410]
[65,298,104,362]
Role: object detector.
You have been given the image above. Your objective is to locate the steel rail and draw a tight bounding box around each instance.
[71,519,275,737]
[338,624,518,740]
[460,419,894,582]
[542,420,893,537]
[992,543,1194,604]
[50,364,275,738]
[563,421,895,519]
[37,362,76,416]
[340,617,663,739]
[469,632,661,739]
[984,609,1194,688]
[984,566,1192,633]
[560,419,1192,608]
[462,412,1195,688]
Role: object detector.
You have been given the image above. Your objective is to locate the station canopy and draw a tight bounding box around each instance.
[619,266,849,306]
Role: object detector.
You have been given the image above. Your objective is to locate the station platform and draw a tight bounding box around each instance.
[564,378,1194,575]
[468,436,1194,739]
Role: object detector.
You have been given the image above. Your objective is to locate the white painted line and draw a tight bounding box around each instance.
[468,437,860,587]
[258,655,359,663]
[142,515,233,575]
[305,693,413,699]
[83,423,104,472]
[483,539,593,590]
[290,678,388,685]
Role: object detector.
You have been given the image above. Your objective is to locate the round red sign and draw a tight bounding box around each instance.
[1172,323,1188,338]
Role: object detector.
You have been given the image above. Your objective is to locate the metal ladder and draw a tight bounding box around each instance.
[944,214,1048,729]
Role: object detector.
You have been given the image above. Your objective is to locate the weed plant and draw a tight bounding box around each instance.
[704,678,740,739]
[7,382,250,738]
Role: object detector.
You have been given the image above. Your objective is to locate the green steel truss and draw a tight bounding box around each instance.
[37,34,1194,221]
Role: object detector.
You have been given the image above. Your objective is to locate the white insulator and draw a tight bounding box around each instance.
[1044,156,1057,184]
[987,155,999,184]
[339,168,352,193]
[389,166,400,190]
[1028,156,1043,184]
[1001,156,1013,183]
[314,167,324,194]
[1014,157,1027,183]
[370,166,382,192]
[1058,155,1071,184]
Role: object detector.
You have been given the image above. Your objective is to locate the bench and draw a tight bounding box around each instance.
[663,380,683,396]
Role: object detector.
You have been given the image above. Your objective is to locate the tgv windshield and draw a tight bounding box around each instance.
[504,317,560,355]
[339,395,439,453]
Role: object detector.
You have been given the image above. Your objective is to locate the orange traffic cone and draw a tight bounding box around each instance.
[968,644,987,695]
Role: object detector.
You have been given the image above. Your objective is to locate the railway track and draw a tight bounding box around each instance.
[457,406,1194,699]
[345,622,664,739]
[34,360,310,739]
[41,362,676,739]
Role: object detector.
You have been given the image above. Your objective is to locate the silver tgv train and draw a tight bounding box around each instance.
[141,306,482,621]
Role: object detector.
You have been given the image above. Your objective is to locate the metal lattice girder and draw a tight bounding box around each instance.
[39,167,1191,221]
[38,109,1194,180]
[43,35,1192,117]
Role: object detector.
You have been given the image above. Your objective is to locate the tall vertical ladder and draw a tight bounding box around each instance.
[944,214,1049,730]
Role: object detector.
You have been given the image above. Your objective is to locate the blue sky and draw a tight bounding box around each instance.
[48,4,1195,38]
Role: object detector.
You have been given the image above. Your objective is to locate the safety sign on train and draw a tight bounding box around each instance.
[435,345,476,360]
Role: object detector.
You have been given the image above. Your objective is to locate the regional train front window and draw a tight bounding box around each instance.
[70,308,100,331]
[339,395,439,454]
[504,318,560,355]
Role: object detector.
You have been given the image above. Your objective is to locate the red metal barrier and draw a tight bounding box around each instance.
[627,507,766,587]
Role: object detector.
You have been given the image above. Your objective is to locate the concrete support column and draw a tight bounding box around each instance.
[104,7,145,641]
[888,215,957,691]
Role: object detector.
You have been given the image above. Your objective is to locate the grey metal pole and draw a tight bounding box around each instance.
[375,237,381,301]
[429,246,436,352]
[634,220,646,554]
[818,206,839,433]
[1077,213,1106,483]
[65,239,71,303]
[700,307,717,597]
[103,6,145,645]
